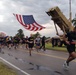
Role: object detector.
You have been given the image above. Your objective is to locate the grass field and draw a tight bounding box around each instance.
[0,62,17,75]
[45,43,67,52]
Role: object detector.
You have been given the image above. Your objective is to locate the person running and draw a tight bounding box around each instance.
[13,36,20,49]
[40,36,46,51]
[35,35,41,52]
[21,37,26,49]
[28,34,34,56]
[6,36,12,49]
[58,26,76,70]
[0,37,2,52]
[25,36,29,49]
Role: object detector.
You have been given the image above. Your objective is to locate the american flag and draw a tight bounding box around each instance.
[13,14,45,31]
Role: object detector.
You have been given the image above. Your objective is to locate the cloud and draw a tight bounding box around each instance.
[0,0,75,37]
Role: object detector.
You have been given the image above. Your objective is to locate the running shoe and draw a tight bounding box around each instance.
[63,61,69,70]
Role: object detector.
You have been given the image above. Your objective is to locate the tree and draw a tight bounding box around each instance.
[33,32,41,38]
[72,14,76,26]
[15,29,25,39]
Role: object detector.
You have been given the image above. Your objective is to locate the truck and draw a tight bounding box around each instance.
[46,6,74,47]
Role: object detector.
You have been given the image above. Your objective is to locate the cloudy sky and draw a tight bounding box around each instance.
[0,0,76,37]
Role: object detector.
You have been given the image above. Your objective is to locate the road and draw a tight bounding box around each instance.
[0,47,76,75]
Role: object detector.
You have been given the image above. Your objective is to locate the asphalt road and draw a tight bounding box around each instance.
[0,46,76,75]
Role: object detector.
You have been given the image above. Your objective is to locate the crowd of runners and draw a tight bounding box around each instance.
[0,34,46,56]
[1,26,76,71]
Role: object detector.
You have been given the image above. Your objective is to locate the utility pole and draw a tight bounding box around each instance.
[69,0,72,24]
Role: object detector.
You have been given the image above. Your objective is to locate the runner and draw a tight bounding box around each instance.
[35,35,41,52]
[13,36,20,49]
[0,37,3,52]
[25,36,29,49]
[40,36,46,51]
[28,34,34,56]
[21,37,26,49]
[6,36,12,49]
[58,26,76,70]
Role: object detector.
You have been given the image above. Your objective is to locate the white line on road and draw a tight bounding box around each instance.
[0,57,30,75]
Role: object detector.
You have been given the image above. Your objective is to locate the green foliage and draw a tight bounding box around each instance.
[33,32,41,38]
[15,29,25,39]
[45,43,67,51]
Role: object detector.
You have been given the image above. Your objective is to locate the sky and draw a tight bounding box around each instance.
[0,0,76,37]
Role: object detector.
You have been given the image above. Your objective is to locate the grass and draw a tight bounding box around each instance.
[0,62,17,75]
[45,43,67,52]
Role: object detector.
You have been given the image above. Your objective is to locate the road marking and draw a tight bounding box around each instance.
[24,50,67,60]
[36,52,76,62]
[24,50,76,62]
[0,57,30,75]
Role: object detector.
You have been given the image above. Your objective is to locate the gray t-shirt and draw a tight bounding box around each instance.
[35,37,41,44]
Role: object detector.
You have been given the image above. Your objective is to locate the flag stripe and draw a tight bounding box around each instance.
[14,14,45,31]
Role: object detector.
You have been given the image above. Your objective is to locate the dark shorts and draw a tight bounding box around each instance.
[0,42,2,45]
[22,42,25,44]
[28,43,34,48]
[7,41,12,44]
[66,44,75,53]
[36,43,40,46]
[42,42,45,46]
[25,42,28,44]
